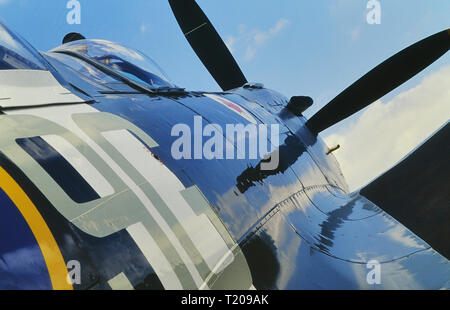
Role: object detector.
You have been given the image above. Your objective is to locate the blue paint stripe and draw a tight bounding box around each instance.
[16,136,100,204]
[0,187,52,289]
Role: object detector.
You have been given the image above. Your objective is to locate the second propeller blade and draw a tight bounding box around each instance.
[169,0,248,91]
[307,29,450,134]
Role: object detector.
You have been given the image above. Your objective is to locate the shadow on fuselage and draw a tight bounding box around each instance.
[236,134,306,193]
[241,231,280,289]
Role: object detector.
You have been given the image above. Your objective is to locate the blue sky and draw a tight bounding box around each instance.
[1,0,449,190]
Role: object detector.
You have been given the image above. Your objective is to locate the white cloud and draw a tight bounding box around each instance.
[225,18,290,61]
[323,65,450,192]
[224,35,236,53]
[270,19,290,36]
[140,24,148,34]
[253,18,290,46]
[245,45,256,61]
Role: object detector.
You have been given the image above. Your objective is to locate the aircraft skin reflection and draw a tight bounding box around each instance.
[236,134,306,194]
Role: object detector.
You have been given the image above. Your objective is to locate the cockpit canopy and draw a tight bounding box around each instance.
[50,39,176,90]
[0,19,179,106]
[0,22,48,70]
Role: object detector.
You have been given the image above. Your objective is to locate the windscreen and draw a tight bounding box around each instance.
[51,39,175,89]
[0,21,47,70]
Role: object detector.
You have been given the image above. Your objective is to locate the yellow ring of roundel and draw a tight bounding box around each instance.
[0,166,73,290]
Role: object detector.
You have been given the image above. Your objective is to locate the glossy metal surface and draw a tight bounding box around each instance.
[242,208,449,289]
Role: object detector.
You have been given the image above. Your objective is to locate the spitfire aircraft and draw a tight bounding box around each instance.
[0,0,449,290]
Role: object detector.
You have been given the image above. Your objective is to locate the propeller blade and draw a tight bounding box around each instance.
[168,0,248,91]
[307,29,450,134]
